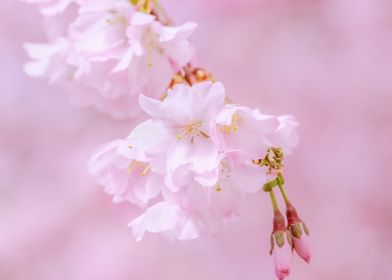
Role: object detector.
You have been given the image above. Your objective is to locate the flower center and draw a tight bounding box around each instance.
[221,113,242,133]
[128,161,151,176]
[106,10,129,29]
[176,121,209,144]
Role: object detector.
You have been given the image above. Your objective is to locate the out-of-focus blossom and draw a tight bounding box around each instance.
[23,37,138,118]
[23,0,197,118]
[24,37,74,83]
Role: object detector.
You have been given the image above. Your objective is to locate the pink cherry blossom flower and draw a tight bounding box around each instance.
[215,104,298,159]
[68,0,135,62]
[87,139,162,207]
[24,0,197,118]
[128,81,225,190]
[129,201,202,241]
[87,80,299,241]
[266,115,299,154]
[128,151,269,241]
[24,38,140,118]
[68,0,197,102]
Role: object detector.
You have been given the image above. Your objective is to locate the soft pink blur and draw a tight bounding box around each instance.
[1,0,392,279]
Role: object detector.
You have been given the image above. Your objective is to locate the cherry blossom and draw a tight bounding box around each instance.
[23,0,197,118]
[215,105,297,158]
[87,139,162,207]
[88,80,299,243]
[129,201,202,241]
[22,0,306,278]
[127,81,225,190]
[128,151,269,241]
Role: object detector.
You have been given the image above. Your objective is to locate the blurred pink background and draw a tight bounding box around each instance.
[1,0,392,279]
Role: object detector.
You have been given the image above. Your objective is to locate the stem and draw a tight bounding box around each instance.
[269,190,279,212]
[277,183,290,206]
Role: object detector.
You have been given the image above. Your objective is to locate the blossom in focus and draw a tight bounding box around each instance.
[128,81,225,190]
[129,151,270,241]
[217,104,296,157]
[88,80,299,241]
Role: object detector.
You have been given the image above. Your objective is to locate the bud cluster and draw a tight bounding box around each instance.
[262,150,311,280]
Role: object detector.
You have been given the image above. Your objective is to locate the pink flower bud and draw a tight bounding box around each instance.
[286,203,312,263]
[270,210,292,280]
[292,226,311,263]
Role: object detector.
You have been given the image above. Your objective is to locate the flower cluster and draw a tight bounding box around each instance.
[24,0,311,279]
[88,80,299,241]
[23,0,196,118]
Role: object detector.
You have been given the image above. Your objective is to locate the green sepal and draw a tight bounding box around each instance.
[290,223,303,238]
[274,231,285,248]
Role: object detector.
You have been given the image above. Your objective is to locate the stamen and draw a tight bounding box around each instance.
[128,161,150,177]
[176,129,188,140]
[253,147,284,173]
[141,164,151,176]
[176,121,209,143]
[220,161,231,180]
[221,113,242,133]
[198,130,210,139]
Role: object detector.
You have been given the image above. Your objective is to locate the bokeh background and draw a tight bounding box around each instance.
[1,0,392,279]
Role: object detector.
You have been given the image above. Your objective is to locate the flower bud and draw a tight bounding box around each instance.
[270,210,292,280]
[286,203,312,263]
